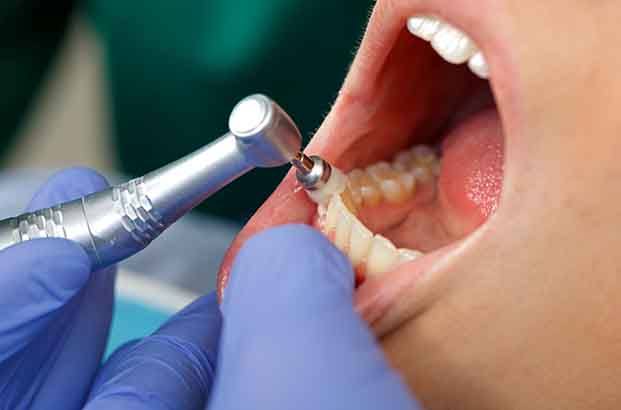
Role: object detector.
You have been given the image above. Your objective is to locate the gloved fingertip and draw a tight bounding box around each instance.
[157,292,222,351]
[223,224,354,315]
[89,339,142,394]
[23,239,91,299]
[212,227,420,409]
[0,240,91,354]
[28,167,110,211]
[0,238,92,294]
[88,294,222,409]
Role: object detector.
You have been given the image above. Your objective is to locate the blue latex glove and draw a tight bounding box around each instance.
[86,225,420,409]
[0,167,115,410]
[85,293,221,410]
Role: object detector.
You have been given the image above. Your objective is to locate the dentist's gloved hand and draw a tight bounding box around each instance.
[85,225,420,410]
[85,292,221,410]
[0,168,115,410]
[209,225,420,409]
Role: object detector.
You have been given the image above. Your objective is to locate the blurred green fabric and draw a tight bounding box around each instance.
[0,1,372,221]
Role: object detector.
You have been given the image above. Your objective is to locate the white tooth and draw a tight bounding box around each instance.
[308,166,347,206]
[393,150,414,172]
[335,206,354,252]
[468,51,489,79]
[349,219,374,267]
[367,162,393,177]
[352,168,382,207]
[412,165,433,184]
[360,184,382,207]
[368,162,407,203]
[398,172,416,195]
[316,203,328,227]
[412,145,437,165]
[398,249,423,264]
[366,235,399,278]
[347,169,366,207]
[346,182,363,208]
[407,16,443,41]
[380,180,405,203]
[325,195,341,233]
[431,24,476,64]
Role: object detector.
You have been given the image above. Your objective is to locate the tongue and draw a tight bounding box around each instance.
[438,108,504,237]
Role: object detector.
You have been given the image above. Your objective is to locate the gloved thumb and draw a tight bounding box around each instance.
[86,293,221,410]
[211,225,418,409]
[0,167,107,361]
[0,240,91,360]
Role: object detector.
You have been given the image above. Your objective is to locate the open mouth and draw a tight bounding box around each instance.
[218,1,520,336]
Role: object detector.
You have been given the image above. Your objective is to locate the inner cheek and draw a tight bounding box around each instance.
[331,30,475,171]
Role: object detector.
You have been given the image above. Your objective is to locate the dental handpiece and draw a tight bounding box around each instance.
[0,94,303,270]
[292,153,345,205]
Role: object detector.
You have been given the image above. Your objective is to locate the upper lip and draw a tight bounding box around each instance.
[217,0,521,334]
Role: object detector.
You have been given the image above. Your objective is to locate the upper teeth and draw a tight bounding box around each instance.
[407,15,489,79]
[467,51,489,79]
[406,16,442,41]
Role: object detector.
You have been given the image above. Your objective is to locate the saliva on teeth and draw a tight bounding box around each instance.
[297,145,439,283]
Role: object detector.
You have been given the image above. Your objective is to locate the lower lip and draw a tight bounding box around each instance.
[354,242,460,335]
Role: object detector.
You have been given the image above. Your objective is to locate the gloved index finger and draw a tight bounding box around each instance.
[27,167,109,211]
[86,292,222,410]
[0,159,108,363]
[221,224,355,315]
[0,239,91,361]
[16,168,117,408]
[213,225,417,409]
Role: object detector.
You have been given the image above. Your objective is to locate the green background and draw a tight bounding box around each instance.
[0,0,373,221]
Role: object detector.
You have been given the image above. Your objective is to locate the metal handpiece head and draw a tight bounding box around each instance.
[292,153,332,191]
[292,153,346,206]
[229,94,303,168]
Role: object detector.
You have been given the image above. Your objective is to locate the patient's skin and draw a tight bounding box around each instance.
[368,1,621,409]
[220,1,621,408]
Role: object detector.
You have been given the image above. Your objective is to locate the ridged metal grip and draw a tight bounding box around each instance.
[0,134,255,270]
[0,94,303,271]
[7,205,67,243]
[0,178,167,270]
[111,178,165,246]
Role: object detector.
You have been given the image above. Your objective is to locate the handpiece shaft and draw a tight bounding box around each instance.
[142,132,252,224]
[0,132,252,270]
[0,94,303,270]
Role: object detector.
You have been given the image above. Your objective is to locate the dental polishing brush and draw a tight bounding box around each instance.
[0,94,309,271]
[292,152,347,206]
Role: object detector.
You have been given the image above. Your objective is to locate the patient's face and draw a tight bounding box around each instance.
[219,1,621,408]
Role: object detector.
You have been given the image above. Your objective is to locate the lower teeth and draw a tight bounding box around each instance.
[308,145,440,282]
